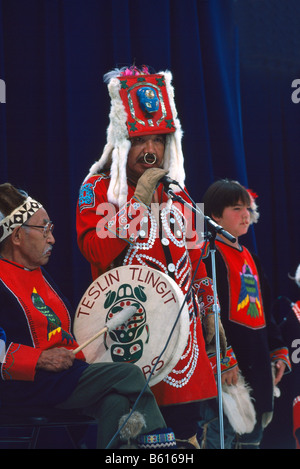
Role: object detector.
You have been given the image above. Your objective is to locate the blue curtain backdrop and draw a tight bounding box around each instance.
[0,0,300,448]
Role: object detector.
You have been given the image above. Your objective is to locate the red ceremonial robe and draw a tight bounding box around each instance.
[76,173,217,406]
[0,258,87,407]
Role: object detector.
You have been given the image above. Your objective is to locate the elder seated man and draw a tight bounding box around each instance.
[0,182,175,450]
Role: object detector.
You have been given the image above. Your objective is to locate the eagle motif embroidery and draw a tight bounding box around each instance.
[237,262,263,318]
[31,288,74,343]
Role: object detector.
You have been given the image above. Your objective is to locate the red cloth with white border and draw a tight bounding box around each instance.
[0,259,85,382]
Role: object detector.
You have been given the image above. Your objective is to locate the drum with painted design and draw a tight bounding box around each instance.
[74,265,189,386]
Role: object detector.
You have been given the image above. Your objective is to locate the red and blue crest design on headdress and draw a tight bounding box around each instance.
[118,74,176,137]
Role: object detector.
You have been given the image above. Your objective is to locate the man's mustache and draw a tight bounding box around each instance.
[43,245,53,255]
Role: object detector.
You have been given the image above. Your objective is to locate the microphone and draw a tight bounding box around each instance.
[159,175,185,203]
[160,175,180,189]
[203,216,236,243]
[159,175,236,243]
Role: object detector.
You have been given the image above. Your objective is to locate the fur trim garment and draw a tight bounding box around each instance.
[84,69,185,207]
[222,373,256,435]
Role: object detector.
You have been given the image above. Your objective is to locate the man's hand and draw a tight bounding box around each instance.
[36,348,75,372]
[134,168,168,206]
[273,359,286,385]
[221,366,239,386]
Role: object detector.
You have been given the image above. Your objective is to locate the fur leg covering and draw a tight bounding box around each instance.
[118,411,177,449]
[118,411,146,449]
[222,373,256,435]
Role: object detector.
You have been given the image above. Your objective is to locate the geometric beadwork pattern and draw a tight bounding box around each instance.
[0,197,43,242]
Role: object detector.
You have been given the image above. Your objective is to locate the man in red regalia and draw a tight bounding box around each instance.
[280,266,300,449]
[0,182,176,449]
[76,65,227,446]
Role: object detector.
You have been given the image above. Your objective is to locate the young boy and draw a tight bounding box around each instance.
[202,179,290,448]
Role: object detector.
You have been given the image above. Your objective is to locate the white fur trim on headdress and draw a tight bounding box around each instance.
[161,71,185,188]
[84,70,185,207]
[0,197,43,243]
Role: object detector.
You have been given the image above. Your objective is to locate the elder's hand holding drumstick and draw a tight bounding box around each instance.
[36,306,137,372]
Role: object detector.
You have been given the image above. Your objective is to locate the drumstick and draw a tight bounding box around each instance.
[73,305,137,355]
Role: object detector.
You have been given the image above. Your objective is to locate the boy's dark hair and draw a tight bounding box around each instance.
[203,179,250,219]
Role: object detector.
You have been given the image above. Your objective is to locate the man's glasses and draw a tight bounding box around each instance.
[22,222,54,238]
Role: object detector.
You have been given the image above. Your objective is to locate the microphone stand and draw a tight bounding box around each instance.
[165,187,236,450]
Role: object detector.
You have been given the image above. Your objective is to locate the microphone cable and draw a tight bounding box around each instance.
[272,295,295,326]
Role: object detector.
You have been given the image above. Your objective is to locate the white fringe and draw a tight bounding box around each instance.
[222,373,256,435]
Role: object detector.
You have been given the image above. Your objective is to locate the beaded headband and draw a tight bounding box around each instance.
[0,197,43,243]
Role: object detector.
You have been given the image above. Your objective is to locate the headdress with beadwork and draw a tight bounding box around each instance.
[84,65,185,207]
[0,197,43,243]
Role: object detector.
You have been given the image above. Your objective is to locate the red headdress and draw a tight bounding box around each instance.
[84,65,185,207]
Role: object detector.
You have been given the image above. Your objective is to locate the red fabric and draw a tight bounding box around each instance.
[270,347,291,368]
[77,174,217,405]
[293,397,300,449]
[118,74,176,137]
[216,241,266,329]
[208,346,238,375]
[292,301,300,323]
[1,260,85,381]
[4,343,41,381]
[77,175,126,279]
